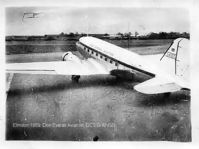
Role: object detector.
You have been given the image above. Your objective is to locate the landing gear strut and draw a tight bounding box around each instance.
[163,92,171,98]
[71,75,80,83]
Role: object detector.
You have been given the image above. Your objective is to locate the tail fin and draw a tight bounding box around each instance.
[160,38,190,82]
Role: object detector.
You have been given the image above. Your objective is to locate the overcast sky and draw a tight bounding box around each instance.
[6,7,189,36]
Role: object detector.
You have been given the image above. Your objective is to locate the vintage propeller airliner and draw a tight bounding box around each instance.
[6,37,190,95]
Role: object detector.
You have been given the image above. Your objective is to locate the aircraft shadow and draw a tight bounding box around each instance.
[7,74,190,106]
[135,90,190,107]
[8,75,145,96]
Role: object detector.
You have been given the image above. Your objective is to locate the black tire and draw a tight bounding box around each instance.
[163,92,171,98]
[71,75,80,83]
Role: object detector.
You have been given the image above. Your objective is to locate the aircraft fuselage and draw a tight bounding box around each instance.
[76,37,155,77]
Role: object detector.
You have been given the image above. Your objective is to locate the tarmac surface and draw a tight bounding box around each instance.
[6,43,191,141]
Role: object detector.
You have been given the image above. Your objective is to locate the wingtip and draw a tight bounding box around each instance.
[134,84,152,94]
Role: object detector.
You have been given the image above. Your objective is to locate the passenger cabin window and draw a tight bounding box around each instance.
[100,55,103,59]
[96,53,98,56]
[92,51,94,54]
[115,63,118,66]
[88,49,90,52]
[105,58,107,61]
[110,60,112,64]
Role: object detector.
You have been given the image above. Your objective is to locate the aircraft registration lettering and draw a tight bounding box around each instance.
[166,52,176,59]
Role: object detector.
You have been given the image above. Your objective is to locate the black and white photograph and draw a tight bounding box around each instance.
[2,0,196,144]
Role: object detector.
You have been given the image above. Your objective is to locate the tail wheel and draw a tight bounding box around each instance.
[71,75,80,83]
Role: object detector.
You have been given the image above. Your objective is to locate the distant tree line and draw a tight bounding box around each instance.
[141,32,190,39]
[6,31,190,41]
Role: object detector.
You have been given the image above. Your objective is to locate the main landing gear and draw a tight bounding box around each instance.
[163,92,171,98]
[71,75,80,83]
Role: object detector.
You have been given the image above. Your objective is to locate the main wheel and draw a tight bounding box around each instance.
[71,75,80,83]
[163,92,171,98]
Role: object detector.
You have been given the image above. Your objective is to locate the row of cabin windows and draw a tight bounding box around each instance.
[84,46,118,67]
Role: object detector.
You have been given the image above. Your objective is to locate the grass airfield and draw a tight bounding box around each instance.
[6,39,191,141]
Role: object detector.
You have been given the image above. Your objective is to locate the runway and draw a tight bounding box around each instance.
[6,57,191,141]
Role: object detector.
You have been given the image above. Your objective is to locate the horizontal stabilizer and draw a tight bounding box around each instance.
[134,77,181,94]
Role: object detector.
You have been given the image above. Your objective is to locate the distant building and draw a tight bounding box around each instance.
[108,34,122,39]
[6,36,28,41]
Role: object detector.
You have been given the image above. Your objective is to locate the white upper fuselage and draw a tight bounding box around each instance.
[77,36,159,77]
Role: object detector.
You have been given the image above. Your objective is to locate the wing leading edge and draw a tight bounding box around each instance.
[6,59,109,76]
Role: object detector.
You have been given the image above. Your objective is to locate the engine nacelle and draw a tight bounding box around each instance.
[62,52,81,63]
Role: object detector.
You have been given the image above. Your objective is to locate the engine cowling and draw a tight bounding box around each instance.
[62,52,81,63]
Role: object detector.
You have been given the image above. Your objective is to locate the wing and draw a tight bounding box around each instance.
[6,58,109,75]
[134,76,182,94]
